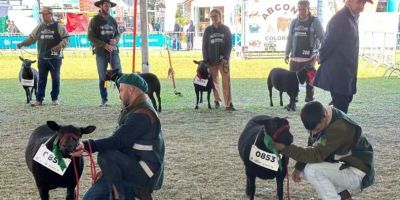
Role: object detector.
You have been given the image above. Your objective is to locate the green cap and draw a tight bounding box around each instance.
[117,74,148,93]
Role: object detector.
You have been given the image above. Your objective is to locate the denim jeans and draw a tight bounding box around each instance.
[37,57,62,102]
[83,151,149,200]
[303,162,364,200]
[96,53,121,103]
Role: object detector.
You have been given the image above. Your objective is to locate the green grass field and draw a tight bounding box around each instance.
[0,50,399,199]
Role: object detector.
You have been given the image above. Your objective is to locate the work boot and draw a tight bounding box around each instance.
[31,101,42,107]
[226,103,236,111]
[339,190,352,200]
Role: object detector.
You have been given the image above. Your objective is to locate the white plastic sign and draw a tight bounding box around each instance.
[299,82,306,92]
[249,145,279,171]
[21,78,34,87]
[33,144,71,176]
[193,76,208,87]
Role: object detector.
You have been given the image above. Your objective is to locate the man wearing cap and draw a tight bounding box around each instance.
[314,0,373,113]
[285,0,325,102]
[71,74,165,199]
[17,6,69,106]
[274,101,374,200]
[88,0,122,107]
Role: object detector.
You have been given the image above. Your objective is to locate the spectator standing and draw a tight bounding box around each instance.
[17,7,69,106]
[202,9,235,111]
[285,0,325,102]
[314,0,373,113]
[173,22,181,50]
[186,20,195,50]
[88,0,122,107]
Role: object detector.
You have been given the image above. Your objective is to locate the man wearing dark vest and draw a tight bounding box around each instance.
[71,74,165,199]
[88,0,122,107]
[274,101,374,200]
[17,6,69,106]
[285,0,324,102]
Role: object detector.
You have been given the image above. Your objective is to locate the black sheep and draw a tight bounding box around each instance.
[25,121,96,200]
[193,60,213,109]
[105,69,162,112]
[18,56,38,104]
[238,115,293,200]
[267,65,315,111]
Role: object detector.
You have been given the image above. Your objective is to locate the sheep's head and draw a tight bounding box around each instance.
[105,69,120,82]
[47,121,96,158]
[266,117,293,146]
[19,56,36,69]
[193,60,209,79]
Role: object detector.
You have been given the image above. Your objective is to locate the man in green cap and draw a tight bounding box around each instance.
[71,74,165,199]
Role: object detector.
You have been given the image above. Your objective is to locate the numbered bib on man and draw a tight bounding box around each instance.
[193,76,208,87]
[21,78,34,87]
[33,144,71,176]
[249,145,279,171]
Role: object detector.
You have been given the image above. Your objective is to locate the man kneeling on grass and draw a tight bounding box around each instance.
[274,101,374,200]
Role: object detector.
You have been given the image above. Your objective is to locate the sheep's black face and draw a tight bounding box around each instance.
[196,61,209,79]
[46,121,96,158]
[267,118,293,146]
[19,56,36,69]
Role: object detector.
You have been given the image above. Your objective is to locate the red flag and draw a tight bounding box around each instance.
[66,13,89,33]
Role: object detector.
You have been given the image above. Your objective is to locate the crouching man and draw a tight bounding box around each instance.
[71,74,165,200]
[274,101,374,200]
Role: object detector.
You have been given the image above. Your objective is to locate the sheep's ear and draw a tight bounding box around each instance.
[19,56,24,62]
[193,60,199,64]
[47,121,61,131]
[81,126,96,135]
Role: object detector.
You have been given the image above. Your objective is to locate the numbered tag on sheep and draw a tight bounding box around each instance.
[193,76,208,87]
[249,145,279,171]
[33,144,71,176]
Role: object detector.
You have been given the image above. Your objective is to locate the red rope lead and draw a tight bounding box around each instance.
[86,142,97,184]
[72,157,80,200]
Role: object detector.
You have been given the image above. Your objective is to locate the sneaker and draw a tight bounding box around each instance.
[215,101,220,109]
[31,101,42,107]
[99,100,108,107]
[52,100,60,105]
[226,103,236,111]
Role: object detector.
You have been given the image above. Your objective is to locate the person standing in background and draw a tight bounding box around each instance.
[285,0,325,102]
[17,7,69,106]
[314,0,373,113]
[88,0,122,107]
[202,9,235,111]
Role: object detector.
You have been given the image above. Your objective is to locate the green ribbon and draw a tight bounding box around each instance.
[52,135,67,171]
[263,130,282,171]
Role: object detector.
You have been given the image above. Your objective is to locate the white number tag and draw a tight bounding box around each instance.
[299,82,306,92]
[21,78,34,87]
[33,144,71,176]
[193,76,208,87]
[249,145,279,171]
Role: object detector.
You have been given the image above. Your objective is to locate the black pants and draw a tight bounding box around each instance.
[330,92,353,113]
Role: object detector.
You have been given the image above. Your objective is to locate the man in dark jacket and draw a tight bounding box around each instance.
[88,0,121,107]
[71,74,165,200]
[314,0,373,113]
[274,101,374,200]
[202,9,235,111]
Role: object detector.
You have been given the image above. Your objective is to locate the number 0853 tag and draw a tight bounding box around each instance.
[33,144,71,176]
[249,145,279,171]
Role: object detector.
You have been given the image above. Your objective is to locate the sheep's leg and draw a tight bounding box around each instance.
[25,87,30,103]
[195,89,199,109]
[156,91,161,112]
[149,92,158,112]
[38,187,50,200]
[200,91,203,103]
[246,174,256,200]
[267,78,274,107]
[207,91,211,109]
[276,174,285,200]
[66,186,76,200]
[279,91,283,106]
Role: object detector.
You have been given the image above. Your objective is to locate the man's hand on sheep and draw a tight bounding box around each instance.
[69,142,84,157]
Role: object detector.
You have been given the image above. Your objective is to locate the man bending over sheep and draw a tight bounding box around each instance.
[71,74,165,199]
[274,101,374,200]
